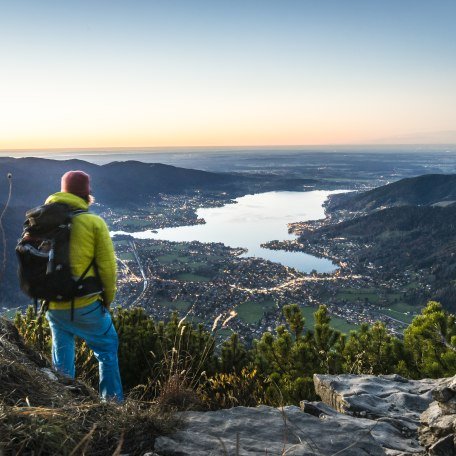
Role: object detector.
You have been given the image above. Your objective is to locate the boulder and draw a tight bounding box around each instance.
[419,376,456,455]
[312,373,449,454]
[313,374,442,420]
[154,374,454,455]
[300,401,424,455]
[154,405,386,455]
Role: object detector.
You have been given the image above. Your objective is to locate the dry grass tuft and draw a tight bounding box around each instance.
[157,373,203,411]
[0,318,178,455]
[0,318,85,407]
[129,374,203,412]
[0,400,177,455]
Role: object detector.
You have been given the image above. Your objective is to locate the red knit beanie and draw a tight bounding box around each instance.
[61,171,91,198]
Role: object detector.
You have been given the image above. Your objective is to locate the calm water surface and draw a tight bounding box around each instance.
[113,191,341,273]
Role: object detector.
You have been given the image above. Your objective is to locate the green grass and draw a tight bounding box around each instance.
[334,287,417,325]
[113,240,130,246]
[154,243,204,265]
[117,252,136,261]
[157,253,183,264]
[378,302,421,324]
[166,244,189,253]
[156,254,207,271]
[236,299,276,324]
[300,306,359,334]
[334,288,406,306]
[186,261,208,269]
[140,244,162,252]
[339,287,379,294]
[388,302,420,313]
[387,293,402,301]
[157,299,192,312]
[174,273,211,282]
[335,288,380,304]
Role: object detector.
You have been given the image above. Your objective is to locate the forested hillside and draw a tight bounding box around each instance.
[0,158,242,208]
[328,173,456,213]
[301,204,456,311]
[0,206,27,307]
[0,157,319,208]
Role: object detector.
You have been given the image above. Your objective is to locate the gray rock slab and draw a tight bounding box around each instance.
[312,374,451,454]
[302,401,423,454]
[419,375,456,454]
[153,374,455,455]
[314,374,442,420]
[154,405,388,455]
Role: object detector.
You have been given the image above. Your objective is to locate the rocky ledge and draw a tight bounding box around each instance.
[313,373,445,454]
[154,374,455,456]
[155,404,386,455]
[420,375,456,455]
[1,318,454,455]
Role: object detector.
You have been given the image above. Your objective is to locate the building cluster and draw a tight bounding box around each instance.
[102,192,235,231]
[108,192,423,343]
[113,235,416,343]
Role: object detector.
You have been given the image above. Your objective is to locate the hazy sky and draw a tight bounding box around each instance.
[1,0,455,149]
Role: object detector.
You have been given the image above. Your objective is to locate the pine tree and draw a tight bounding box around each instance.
[254,304,318,404]
[312,305,344,374]
[404,301,456,378]
[220,333,250,373]
[343,322,398,375]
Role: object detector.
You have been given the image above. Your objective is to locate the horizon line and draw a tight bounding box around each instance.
[1,143,456,154]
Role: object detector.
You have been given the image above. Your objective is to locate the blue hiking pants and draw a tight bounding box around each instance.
[46,300,124,402]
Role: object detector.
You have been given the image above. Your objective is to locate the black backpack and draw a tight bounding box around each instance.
[16,202,102,318]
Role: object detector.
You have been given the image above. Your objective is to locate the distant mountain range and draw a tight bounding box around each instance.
[0,156,319,307]
[0,157,324,208]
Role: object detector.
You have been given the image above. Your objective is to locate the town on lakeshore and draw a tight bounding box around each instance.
[103,190,420,342]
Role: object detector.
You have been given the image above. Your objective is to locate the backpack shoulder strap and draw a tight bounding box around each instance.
[76,258,95,284]
[71,257,96,321]
[71,209,89,217]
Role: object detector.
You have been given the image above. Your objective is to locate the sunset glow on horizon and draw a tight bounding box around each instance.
[1,0,455,150]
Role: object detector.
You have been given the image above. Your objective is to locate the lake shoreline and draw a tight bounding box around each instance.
[111,190,343,274]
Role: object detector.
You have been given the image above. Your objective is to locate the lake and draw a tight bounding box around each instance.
[112,190,341,273]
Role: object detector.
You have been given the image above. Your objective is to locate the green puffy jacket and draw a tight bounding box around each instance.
[45,192,117,310]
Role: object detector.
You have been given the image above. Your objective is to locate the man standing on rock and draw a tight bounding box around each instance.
[44,171,123,402]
